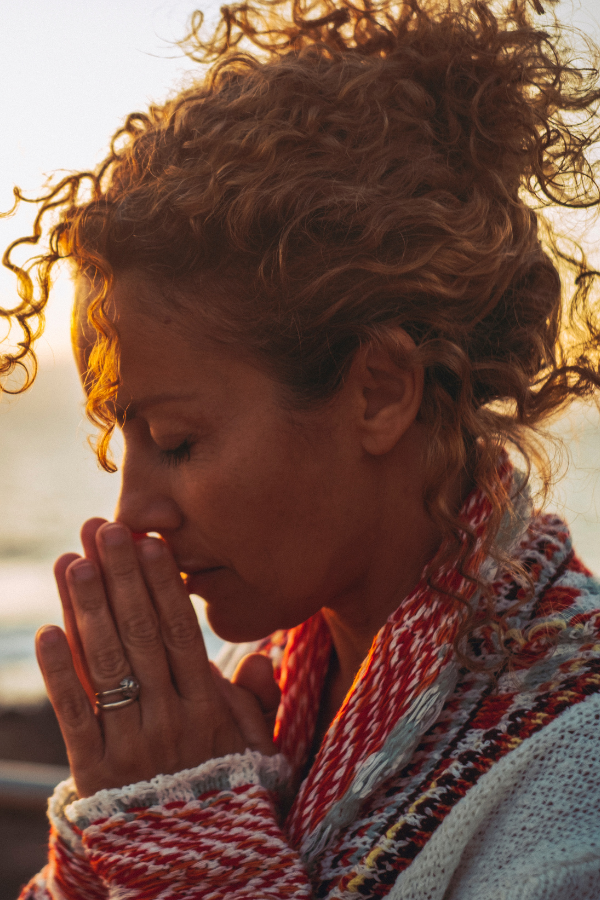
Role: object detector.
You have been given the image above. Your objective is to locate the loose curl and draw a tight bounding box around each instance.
[0,196,48,391]
[5,0,600,664]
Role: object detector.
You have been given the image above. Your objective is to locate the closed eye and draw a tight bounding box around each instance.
[160,438,193,467]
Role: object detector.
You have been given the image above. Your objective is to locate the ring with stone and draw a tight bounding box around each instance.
[95,676,140,710]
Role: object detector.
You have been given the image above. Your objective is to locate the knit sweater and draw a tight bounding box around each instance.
[19,508,600,900]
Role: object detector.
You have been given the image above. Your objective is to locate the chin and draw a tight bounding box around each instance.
[205,595,313,645]
[205,606,276,645]
[195,572,319,644]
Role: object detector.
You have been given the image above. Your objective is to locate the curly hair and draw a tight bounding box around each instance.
[4,0,600,662]
[0,197,47,391]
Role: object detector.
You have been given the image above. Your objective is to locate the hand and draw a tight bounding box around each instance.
[36,519,278,799]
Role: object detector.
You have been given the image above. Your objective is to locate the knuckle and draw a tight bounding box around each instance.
[55,693,91,730]
[93,647,127,680]
[121,613,161,648]
[109,564,141,590]
[74,590,104,614]
[148,561,179,593]
[164,615,200,650]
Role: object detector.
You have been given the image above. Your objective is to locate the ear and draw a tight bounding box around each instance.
[349,329,423,456]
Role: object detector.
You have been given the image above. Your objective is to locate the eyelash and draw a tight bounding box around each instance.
[159,438,193,468]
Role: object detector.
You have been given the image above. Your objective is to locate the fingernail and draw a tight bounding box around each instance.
[38,625,62,645]
[101,524,128,547]
[139,538,165,560]
[70,560,96,582]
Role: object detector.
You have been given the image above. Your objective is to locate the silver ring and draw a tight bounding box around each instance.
[95,676,140,710]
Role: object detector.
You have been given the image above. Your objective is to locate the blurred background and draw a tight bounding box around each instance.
[0,2,226,893]
[0,0,599,894]
[0,0,226,711]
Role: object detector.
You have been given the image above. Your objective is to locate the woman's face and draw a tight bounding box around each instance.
[74,274,387,643]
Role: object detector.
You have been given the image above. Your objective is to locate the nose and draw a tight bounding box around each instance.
[115,447,183,536]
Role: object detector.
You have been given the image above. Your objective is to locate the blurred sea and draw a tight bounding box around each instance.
[0,359,223,704]
[1,358,600,705]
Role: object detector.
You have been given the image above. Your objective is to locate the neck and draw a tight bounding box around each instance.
[320,446,471,715]
[321,525,439,704]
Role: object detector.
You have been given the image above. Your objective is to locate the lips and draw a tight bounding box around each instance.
[183,568,226,596]
[173,551,222,577]
[179,564,223,577]
[181,566,223,578]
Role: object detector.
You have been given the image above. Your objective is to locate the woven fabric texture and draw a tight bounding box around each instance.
[389,694,600,900]
[19,474,600,899]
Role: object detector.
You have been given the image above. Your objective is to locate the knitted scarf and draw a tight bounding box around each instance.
[24,459,600,900]
[272,457,516,864]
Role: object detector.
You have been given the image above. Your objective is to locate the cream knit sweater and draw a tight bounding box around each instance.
[392,694,600,900]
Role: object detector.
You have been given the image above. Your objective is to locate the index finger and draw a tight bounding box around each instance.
[54,552,95,703]
[81,518,109,567]
[136,537,214,702]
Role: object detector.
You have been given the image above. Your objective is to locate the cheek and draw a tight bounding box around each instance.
[182,429,348,568]
[176,428,286,515]
[183,435,373,639]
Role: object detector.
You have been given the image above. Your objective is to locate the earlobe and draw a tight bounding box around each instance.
[354,331,424,456]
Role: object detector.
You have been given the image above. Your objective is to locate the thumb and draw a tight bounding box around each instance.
[210,662,278,757]
[233,653,281,728]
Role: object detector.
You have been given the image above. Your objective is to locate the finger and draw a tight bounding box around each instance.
[66,556,139,715]
[94,523,174,696]
[83,516,147,559]
[55,553,82,635]
[213,674,277,757]
[81,518,108,567]
[81,519,110,614]
[136,537,214,701]
[54,553,95,703]
[35,625,103,789]
[233,654,281,717]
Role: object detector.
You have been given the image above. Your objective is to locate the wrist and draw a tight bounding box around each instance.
[65,749,291,830]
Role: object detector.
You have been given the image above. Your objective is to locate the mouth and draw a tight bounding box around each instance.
[181,567,226,594]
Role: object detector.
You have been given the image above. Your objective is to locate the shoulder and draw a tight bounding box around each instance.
[489,510,600,701]
[392,691,600,900]
[390,514,600,899]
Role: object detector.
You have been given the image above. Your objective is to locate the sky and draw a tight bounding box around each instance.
[0,0,599,361]
[0,0,220,359]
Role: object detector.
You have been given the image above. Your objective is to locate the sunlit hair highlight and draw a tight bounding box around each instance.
[5,0,600,665]
[0,196,49,391]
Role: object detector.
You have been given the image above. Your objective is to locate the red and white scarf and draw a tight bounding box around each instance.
[273,456,515,862]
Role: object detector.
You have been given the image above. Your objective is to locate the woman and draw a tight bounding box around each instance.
[10,0,600,896]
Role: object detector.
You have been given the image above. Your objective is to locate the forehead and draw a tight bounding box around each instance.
[72,271,275,406]
[74,271,172,336]
[74,269,229,346]
[73,271,193,366]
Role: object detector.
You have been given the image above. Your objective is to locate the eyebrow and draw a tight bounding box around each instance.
[121,393,198,420]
